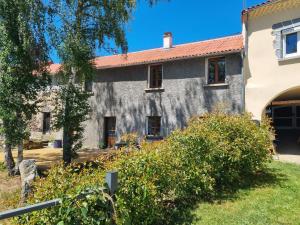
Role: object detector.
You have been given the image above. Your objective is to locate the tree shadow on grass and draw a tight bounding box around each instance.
[166,164,287,225]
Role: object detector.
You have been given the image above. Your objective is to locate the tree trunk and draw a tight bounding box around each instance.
[63,127,72,165]
[4,142,15,176]
[62,68,76,165]
[62,80,72,165]
[13,142,23,175]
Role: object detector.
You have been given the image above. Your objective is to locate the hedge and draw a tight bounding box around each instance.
[18,113,273,225]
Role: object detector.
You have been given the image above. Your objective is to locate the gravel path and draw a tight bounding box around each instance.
[275,154,300,165]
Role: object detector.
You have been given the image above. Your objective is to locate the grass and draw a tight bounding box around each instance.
[0,167,20,225]
[191,161,300,225]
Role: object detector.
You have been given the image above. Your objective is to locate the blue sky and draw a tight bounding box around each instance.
[51,0,266,62]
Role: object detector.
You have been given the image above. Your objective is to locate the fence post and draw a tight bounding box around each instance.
[105,171,118,195]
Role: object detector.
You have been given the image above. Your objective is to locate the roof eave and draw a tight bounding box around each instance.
[242,0,278,15]
[94,48,243,70]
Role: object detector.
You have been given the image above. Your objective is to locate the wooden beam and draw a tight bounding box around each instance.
[271,100,300,106]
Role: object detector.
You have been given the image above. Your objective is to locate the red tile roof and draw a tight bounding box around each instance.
[49,34,243,72]
[48,63,61,74]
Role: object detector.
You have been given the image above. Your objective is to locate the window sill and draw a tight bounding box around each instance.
[279,55,300,62]
[203,83,229,88]
[144,88,165,93]
[146,135,164,141]
[86,91,94,96]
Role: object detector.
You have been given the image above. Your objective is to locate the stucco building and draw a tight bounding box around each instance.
[243,0,300,152]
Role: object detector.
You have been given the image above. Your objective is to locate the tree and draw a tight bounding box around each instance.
[0,0,49,175]
[47,0,152,164]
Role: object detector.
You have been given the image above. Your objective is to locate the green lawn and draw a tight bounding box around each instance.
[191,161,300,225]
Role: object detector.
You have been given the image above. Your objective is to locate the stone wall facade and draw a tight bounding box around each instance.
[29,88,62,142]
[83,53,243,148]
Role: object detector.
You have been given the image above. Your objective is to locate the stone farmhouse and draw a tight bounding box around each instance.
[32,0,300,150]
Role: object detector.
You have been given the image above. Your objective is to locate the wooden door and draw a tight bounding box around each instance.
[104,117,116,148]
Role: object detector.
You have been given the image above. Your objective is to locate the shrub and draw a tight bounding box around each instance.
[17,162,111,225]
[112,113,273,224]
[18,186,114,225]
[17,113,273,225]
[168,113,273,192]
[120,132,139,146]
[112,143,177,224]
[113,144,215,224]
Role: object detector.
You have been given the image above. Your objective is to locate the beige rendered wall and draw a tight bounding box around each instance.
[244,5,300,120]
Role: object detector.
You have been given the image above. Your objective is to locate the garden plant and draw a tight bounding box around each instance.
[17,113,273,225]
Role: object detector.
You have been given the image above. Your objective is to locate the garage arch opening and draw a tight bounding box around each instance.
[264,86,300,155]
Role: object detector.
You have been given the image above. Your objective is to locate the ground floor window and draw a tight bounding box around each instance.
[104,117,116,148]
[147,116,161,136]
[84,80,93,92]
[42,112,51,134]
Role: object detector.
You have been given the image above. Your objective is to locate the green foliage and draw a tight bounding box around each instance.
[169,113,273,193]
[53,83,92,160]
[0,0,50,175]
[0,0,50,146]
[47,0,139,164]
[17,113,273,225]
[113,145,174,224]
[113,113,273,224]
[0,161,6,171]
[18,186,114,225]
[17,163,110,224]
[120,132,139,146]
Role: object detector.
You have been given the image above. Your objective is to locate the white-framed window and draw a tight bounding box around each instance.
[148,64,163,89]
[283,30,300,58]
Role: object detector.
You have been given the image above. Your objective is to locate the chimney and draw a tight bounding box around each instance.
[163,32,173,49]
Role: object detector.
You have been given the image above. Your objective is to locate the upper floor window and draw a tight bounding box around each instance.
[149,65,162,89]
[283,31,300,58]
[207,57,226,84]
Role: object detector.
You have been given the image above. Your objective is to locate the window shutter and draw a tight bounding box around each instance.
[273,30,283,60]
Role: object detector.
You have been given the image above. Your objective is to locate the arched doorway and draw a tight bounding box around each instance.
[265,87,300,155]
